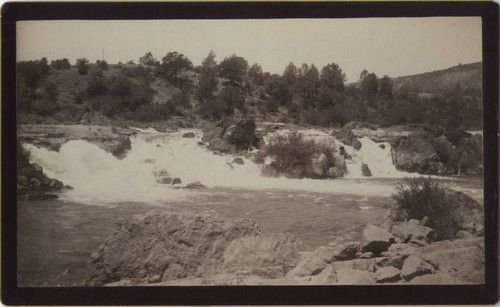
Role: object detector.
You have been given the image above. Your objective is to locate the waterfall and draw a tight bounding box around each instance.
[22,128,415,204]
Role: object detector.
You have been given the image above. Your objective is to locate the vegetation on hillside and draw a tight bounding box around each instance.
[16,52,482,130]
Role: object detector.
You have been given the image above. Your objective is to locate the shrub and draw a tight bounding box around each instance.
[43,82,58,101]
[96,60,108,70]
[31,99,59,117]
[108,75,131,98]
[86,77,107,98]
[133,102,175,121]
[89,68,103,77]
[17,61,41,90]
[263,131,316,173]
[76,58,90,75]
[392,177,463,240]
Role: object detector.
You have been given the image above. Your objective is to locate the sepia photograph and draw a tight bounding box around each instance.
[3,1,498,305]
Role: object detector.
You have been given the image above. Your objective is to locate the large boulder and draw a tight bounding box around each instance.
[222,234,300,277]
[360,224,395,255]
[204,116,263,152]
[391,219,436,243]
[444,129,472,146]
[400,255,435,281]
[304,153,329,178]
[444,189,483,235]
[361,163,372,177]
[286,243,359,278]
[390,135,440,174]
[326,155,347,178]
[375,266,401,283]
[85,211,263,286]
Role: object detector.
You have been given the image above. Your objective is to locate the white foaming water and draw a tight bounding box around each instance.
[23,128,422,205]
[340,136,417,178]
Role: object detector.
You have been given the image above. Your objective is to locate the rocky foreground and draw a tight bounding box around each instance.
[85,190,484,286]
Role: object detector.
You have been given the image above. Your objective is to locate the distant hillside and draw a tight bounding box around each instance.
[392,62,481,95]
[16,56,482,130]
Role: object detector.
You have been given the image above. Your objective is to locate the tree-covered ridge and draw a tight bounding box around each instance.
[16,52,482,130]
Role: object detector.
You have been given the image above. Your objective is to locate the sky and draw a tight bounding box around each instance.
[17,17,482,82]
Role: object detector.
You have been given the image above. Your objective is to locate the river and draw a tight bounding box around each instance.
[17,128,484,286]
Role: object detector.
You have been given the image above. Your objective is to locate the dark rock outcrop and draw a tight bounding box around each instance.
[390,135,439,174]
[17,142,66,199]
[202,116,264,153]
[18,125,133,158]
[390,128,482,175]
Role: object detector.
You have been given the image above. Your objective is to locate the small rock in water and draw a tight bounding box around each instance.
[232,157,244,165]
[379,144,386,149]
[360,252,374,259]
[183,132,195,138]
[172,178,182,185]
[158,177,172,184]
[197,141,206,146]
[184,181,207,189]
[361,163,372,177]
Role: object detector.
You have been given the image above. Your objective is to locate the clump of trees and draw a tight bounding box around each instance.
[51,58,71,70]
[16,52,481,131]
[76,58,90,75]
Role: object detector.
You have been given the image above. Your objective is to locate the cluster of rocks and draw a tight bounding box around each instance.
[201,116,265,153]
[153,169,182,185]
[261,150,348,179]
[85,207,484,286]
[17,142,68,200]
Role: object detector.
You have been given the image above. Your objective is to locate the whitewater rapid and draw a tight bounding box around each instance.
[23,128,419,205]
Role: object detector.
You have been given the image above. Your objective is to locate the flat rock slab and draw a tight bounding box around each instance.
[336,268,375,285]
[375,266,401,283]
[360,224,395,255]
[401,255,435,281]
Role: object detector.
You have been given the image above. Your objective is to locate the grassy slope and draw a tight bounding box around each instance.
[391,62,481,94]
